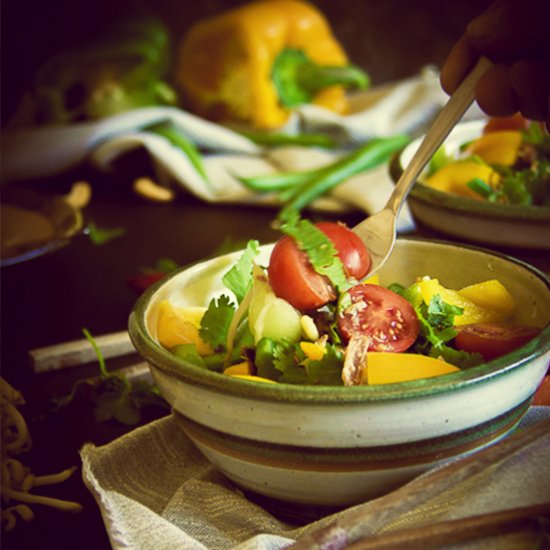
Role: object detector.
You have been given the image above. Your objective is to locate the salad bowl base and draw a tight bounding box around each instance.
[172,400,529,507]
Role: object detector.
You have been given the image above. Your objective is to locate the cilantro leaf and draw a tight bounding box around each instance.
[94,377,141,425]
[426,294,463,333]
[222,240,260,303]
[280,212,351,292]
[86,220,125,244]
[391,286,483,369]
[305,344,344,386]
[56,329,169,426]
[199,294,236,352]
[273,341,308,384]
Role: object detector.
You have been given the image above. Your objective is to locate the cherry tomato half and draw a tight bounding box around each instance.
[268,222,371,311]
[454,323,541,361]
[314,222,371,281]
[483,113,530,133]
[337,284,420,352]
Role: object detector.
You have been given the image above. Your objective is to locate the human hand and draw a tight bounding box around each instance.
[440,0,550,129]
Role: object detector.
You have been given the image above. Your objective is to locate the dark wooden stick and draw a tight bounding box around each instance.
[289,418,550,550]
[345,503,550,550]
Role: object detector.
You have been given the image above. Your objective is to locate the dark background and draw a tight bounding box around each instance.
[1,0,493,124]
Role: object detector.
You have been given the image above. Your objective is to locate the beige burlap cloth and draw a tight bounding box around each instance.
[81,408,550,550]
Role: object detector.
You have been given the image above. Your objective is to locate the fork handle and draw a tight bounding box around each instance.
[387,56,494,215]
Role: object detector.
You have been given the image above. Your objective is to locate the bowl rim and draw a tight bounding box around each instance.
[389,119,550,222]
[128,236,550,404]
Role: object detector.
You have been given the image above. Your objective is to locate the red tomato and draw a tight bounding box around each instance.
[483,113,530,133]
[454,323,541,361]
[337,284,420,352]
[127,272,166,294]
[314,222,371,281]
[533,375,550,406]
[268,222,371,311]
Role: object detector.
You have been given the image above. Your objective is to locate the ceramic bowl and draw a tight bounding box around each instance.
[129,238,550,507]
[391,120,550,250]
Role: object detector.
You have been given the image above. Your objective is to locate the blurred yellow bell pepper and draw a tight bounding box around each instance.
[175,0,369,129]
[424,160,500,199]
[464,131,523,165]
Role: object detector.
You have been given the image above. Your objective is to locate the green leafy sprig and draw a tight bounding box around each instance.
[390,283,483,368]
[56,328,169,426]
[279,212,351,293]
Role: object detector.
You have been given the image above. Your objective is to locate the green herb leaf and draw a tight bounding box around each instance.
[86,221,125,245]
[56,328,169,425]
[279,213,351,292]
[199,294,236,351]
[392,286,483,369]
[305,344,344,385]
[222,240,260,303]
[274,341,308,384]
[94,377,140,425]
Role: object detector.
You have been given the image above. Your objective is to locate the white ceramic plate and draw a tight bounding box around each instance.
[0,188,83,267]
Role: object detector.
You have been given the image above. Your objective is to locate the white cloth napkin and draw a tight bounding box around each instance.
[80,408,550,550]
[0,67,484,231]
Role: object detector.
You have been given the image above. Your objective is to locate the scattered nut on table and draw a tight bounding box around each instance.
[133,178,176,203]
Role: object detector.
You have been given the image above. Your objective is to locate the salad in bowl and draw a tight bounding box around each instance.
[151,215,542,386]
[392,115,550,249]
[129,216,550,505]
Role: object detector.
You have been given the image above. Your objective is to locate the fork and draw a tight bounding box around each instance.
[353,56,493,277]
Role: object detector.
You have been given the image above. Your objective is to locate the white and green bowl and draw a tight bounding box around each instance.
[129,238,550,507]
[391,120,550,249]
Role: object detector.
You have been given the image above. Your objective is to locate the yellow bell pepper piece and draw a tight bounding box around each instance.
[175,0,369,129]
[223,361,253,376]
[464,131,523,166]
[458,280,515,315]
[416,278,514,326]
[365,352,459,385]
[156,300,214,355]
[227,374,277,383]
[300,341,326,361]
[424,160,500,199]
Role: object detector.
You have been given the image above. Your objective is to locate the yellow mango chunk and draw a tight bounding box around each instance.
[227,374,277,384]
[223,361,252,376]
[458,279,514,315]
[416,278,512,326]
[425,160,499,199]
[156,300,214,355]
[365,352,459,385]
[300,341,326,361]
[465,130,522,165]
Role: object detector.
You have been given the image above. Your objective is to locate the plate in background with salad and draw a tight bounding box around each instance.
[391,115,550,249]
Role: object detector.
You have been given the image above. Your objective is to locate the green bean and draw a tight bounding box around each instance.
[278,134,410,221]
[238,130,337,148]
[238,165,330,192]
[147,123,209,182]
